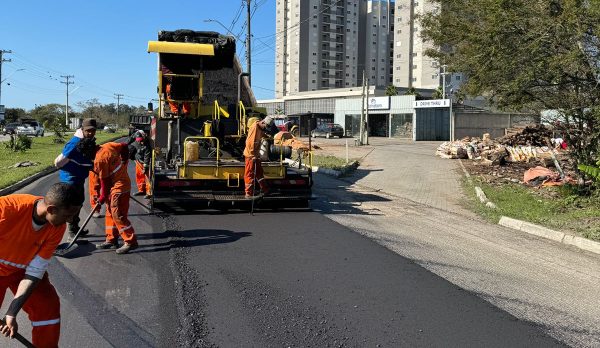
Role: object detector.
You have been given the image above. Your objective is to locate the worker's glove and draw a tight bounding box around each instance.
[96,195,106,205]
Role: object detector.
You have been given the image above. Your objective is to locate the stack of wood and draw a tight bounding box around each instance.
[498,124,553,147]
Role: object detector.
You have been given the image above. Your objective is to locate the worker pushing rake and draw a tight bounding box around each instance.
[0,183,84,348]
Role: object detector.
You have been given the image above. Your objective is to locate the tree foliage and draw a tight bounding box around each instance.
[419,0,600,165]
[385,85,398,96]
[4,108,27,123]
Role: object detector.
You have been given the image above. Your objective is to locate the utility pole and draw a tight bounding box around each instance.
[246,0,252,86]
[360,70,366,145]
[0,50,13,110]
[60,75,74,127]
[365,76,370,146]
[441,64,447,98]
[440,64,453,141]
[114,93,124,126]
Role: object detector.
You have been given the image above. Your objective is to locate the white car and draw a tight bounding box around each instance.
[103,124,118,133]
[16,120,44,137]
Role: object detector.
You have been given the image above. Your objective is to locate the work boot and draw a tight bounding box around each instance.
[133,191,145,196]
[244,193,263,200]
[116,242,138,255]
[96,241,119,250]
[144,194,152,199]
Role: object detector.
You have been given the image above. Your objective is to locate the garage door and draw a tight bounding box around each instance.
[415,109,449,141]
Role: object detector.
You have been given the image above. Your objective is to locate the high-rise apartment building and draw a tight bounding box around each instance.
[363,0,393,87]
[275,0,448,98]
[392,0,439,89]
[275,0,362,98]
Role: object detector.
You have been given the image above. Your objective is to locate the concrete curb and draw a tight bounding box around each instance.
[0,166,57,196]
[459,159,496,209]
[499,216,600,255]
[312,166,342,177]
[0,134,126,196]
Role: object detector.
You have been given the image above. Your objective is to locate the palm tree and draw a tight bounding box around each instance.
[385,85,398,96]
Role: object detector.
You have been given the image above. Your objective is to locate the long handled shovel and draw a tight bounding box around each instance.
[54,203,100,257]
[130,194,151,212]
[0,318,35,348]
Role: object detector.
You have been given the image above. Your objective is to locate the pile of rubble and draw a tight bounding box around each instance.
[436,125,557,166]
[436,125,574,186]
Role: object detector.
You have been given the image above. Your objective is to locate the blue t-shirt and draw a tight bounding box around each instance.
[58,136,93,185]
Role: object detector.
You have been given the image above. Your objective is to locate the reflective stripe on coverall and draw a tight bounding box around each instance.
[134,161,150,194]
[105,191,136,244]
[0,271,60,348]
[244,158,268,196]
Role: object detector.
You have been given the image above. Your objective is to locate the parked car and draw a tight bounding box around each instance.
[103,124,118,133]
[311,123,344,139]
[16,120,44,137]
[2,122,21,135]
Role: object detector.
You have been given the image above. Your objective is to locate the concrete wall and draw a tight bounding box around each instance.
[454,112,540,139]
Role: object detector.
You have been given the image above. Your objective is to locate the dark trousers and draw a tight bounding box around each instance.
[68,182,85,233]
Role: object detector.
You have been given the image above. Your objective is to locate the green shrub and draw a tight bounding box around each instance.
[578,159,600,182]
[4,134,32,152]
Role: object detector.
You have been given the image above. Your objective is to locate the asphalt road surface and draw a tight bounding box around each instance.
[1,162,564,347]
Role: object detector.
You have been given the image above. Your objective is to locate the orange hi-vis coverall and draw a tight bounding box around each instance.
[89,170,100,210]
[94,142,137,245]
[135,161,151,195]
[166,83,190,116]
[0,194,64,348]
[243,122,268,196]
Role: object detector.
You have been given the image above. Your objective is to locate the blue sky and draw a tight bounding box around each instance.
[0,0,276,111]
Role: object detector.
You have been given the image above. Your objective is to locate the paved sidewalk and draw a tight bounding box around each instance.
[308,137,475,217]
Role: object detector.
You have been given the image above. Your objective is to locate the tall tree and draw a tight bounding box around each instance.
[4,108,27,122]
[419,0,600,165]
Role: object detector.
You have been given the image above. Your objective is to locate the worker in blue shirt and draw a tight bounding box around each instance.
[54,118,97,240]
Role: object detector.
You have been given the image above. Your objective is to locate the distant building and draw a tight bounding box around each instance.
[275,0,463,98]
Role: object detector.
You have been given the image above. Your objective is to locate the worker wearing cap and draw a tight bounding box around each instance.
[0,182,84,348]
[94,142,138,254]
[54,118,97,240]
[127,130,152,198]
[243,116,273,198]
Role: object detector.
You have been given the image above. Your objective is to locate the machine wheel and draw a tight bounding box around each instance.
[325,133,330,139]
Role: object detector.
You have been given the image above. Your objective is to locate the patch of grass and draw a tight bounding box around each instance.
[312,154,359,175]
[0,131,127,190]
[462,178,600,241]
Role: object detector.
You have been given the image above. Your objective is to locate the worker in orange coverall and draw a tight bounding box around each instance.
[127,130,152,198]
[243,116,274,198]
[93,142,138,254]
[0,182,84,348]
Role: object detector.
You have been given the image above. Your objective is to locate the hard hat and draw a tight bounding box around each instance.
[247,117,260,129]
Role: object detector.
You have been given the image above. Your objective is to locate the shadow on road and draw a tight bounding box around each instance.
[134,228,252,254]
[312,171,393,216]
[60,229,251,258]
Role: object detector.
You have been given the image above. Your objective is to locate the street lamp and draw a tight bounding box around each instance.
[204,18,250,85]
[203,19,241,40]
[1,68,25,84]
[0,68,25,108]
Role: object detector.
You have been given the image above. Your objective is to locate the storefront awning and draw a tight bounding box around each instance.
[147,41,215,56]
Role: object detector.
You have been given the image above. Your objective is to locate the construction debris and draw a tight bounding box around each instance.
[8,161,40,168]
[437,124,575,188]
